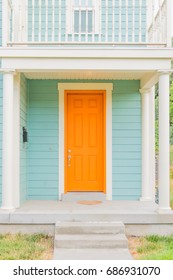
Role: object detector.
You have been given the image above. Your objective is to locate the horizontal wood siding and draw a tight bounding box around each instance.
[20,74,28,204]
[112,80,141,200]
[27,80,59,200]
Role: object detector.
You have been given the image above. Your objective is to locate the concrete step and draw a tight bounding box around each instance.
[55,221,125,235]
[54,233,128,249]
[53,248,133,260]
[61,192,106,202]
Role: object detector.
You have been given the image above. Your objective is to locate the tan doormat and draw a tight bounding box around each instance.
[77,200,102,205]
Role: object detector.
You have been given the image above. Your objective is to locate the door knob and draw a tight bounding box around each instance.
[67,151,71,167]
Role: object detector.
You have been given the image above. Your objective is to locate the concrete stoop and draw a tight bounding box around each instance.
[53,221,133,260]
[61,192,106,201]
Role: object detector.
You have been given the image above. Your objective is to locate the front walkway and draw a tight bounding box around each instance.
[0,201,173,224]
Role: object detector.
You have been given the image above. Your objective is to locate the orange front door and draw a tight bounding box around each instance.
[65,91,105,192]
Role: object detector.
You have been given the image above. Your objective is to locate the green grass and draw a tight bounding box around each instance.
[129,235,173,260]
[0,233,53,260]
[171,178,173,209]
[168,145,173,209]
[170,145,173,166]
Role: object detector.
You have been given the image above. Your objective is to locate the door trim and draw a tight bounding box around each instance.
[65,91,106,193]
[58,83,113,200]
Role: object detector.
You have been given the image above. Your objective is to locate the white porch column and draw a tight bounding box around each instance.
[2,70,16,209]
[140,88,153,201]
[149,86,156,201]
[13,73,21,208]
[158,72,171,212]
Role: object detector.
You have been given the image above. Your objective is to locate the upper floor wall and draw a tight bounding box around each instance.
[2,0,172,47]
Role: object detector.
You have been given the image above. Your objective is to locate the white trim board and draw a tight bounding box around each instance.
[58,83,113,200]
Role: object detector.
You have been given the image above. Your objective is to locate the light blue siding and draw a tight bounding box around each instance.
[27,0,146,43]
[27,80,59,200]
[20,74,28,204]
[0,0,2,206]
[112,80,141,200]
[0,74,141,202]
[27,79,141,201]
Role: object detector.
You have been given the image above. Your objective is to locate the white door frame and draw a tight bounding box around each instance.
[58,83,113,200]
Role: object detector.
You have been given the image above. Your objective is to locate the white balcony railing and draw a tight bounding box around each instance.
[2,0,172,47]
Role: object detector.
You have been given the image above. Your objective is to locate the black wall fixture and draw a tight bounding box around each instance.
[23,127,28,143]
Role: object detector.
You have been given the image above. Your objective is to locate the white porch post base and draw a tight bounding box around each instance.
[140,88,153,202]
[1,71,15,210]
[157,72,171,213]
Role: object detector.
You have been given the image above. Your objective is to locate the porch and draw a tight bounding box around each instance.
[0,201,173,236]
[0,47,173,213]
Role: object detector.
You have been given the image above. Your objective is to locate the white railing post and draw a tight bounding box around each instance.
[112,0,115,42]
[166,0,172,47]
[52,0,55,42]
[158,0,161,43]
[139,0,142,42]
[12,0,27,43]
[13,0,22,42]
[32,0,35,42]
[2,0,10,46]
[125,0,128,42]
[132,0,134,42]
[119,0,121,42]
[152,0,155,43]
[39,0,41,42]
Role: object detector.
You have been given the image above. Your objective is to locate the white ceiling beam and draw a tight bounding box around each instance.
[1,57,170,72]
[0,48,173,59]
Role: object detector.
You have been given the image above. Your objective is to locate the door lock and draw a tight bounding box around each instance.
[67,150,72,167]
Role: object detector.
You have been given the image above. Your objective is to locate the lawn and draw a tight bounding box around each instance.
[0,233,53,260]
[171,177,173,209]
[129,235,173,260]
[1,233,173,260]
[170,145,173,165]
[128,148,173,260]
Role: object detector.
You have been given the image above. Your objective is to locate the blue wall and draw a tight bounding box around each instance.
[27,79,141,201]
[112,81,141,200]
[27,80,59,200]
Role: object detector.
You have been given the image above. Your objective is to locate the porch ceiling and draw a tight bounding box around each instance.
[24,70,151,81]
